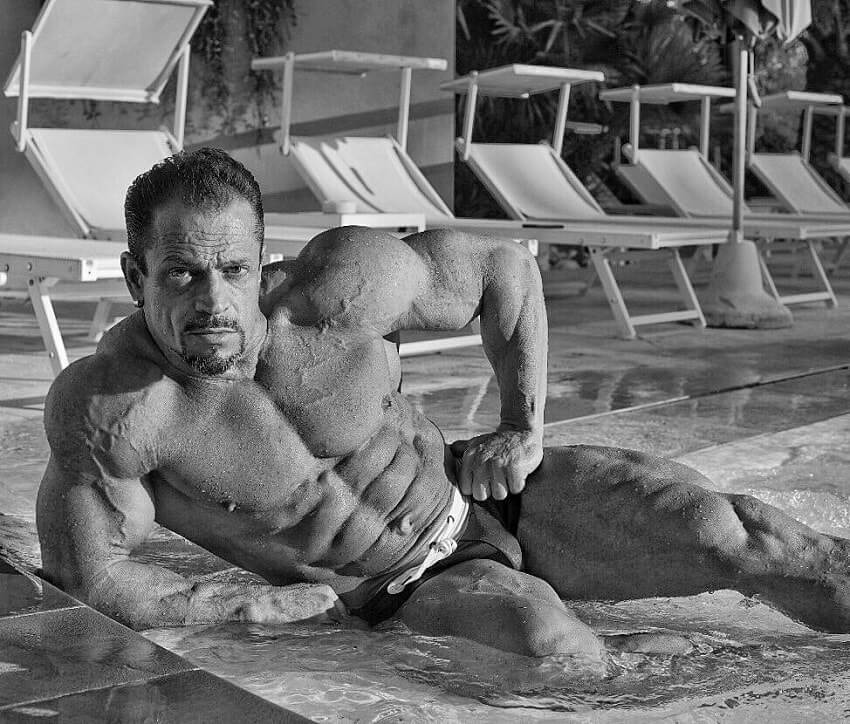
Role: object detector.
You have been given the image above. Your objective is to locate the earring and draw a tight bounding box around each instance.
[134,299,144,309]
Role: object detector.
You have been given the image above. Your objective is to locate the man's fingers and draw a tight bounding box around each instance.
[506,465,527,495]
[458,447,474,496]
[489,462,509,500]
[472,484,488,501]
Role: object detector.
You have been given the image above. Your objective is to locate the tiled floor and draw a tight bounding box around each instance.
[0,559,307,721]
[2,256,850,718]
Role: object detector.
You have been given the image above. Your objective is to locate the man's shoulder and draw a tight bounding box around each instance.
[44,317,174,458]
[265,226,429,328]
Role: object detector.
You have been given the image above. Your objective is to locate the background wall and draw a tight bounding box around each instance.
[213,0,455,212]
[0,0,455,234]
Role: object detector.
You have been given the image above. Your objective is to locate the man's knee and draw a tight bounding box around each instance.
[399,560,603,658]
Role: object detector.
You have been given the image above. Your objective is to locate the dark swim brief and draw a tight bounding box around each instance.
[347,492,524,626]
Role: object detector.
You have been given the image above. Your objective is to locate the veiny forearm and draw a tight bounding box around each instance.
[81,561,336,630]
[479,244,548,435]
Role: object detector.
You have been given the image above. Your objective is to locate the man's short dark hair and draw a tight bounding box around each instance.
[125,147,264,272]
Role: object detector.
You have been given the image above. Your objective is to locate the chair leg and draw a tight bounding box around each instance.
[588,247,636,339]
[668,249,706,329]
[831,237,850,274]
[27,276,68,375]
[88,299,114,342]
[805,239,838,308]
[757,244,782,302]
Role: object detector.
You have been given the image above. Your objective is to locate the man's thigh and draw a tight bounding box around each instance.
[396,558,603,659]
[517,445,744,600]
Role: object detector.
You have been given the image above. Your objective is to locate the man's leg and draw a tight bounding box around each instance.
[518,445,850,632]
[396,558,605,659]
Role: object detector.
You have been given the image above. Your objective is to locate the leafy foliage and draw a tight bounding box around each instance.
[454,0,730,216]
[192,0,297,129]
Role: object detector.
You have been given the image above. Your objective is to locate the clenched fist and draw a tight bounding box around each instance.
[450,428,543,501]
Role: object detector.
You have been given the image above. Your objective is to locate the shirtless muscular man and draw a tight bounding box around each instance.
[37,149,850,660]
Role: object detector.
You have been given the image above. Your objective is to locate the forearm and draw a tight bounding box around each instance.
[479,243,548,436]
[79,561,337,630]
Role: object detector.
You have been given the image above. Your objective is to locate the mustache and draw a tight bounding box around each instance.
[183,314,241,332]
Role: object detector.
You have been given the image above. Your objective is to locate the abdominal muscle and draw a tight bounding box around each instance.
[151,395,457,592]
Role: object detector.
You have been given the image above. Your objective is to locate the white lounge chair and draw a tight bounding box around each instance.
[602,83,850,308]
[0,0,212,348]
[3,0,211,240]
[730,91,850,218]
[740,92,850,273]
[820,103,850,270]
[252,54,733,338]
[0,235,129,374]
[1,0,350,355]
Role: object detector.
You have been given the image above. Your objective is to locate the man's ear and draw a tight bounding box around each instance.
[120,251,146,306]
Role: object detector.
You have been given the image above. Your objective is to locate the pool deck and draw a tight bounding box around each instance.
[2,251,850,720]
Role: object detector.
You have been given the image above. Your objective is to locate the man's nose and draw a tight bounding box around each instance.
[194,272,231,314]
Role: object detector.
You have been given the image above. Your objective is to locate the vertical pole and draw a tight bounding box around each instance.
[746,104,758,157]
[732,40,748,238]
[552,82,571,156]
[397,66,412,151]
[16,31,33,152]
[173,45,190,150]
[460,72,479,161]
[280,52,295,155]
[837,106,846,158]
[801,105,814,161]
[629,85,640,163]
[700,95,711,157]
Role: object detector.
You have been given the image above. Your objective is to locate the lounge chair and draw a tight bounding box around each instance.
[0,235,129,374]
[1,0,211,348]
[731,91,850,218]
[740,92,850,273]
[602,83,850,308]
[1,0,355,355]
[253,54,732,338]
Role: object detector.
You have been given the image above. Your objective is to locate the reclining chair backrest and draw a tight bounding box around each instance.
[619,149,746,218]
[3,0,209,239]
[288,136,379,213]
[462,142,603,221]
[26,129,176,239]
[749,152,849,215]
[290,135,454,223]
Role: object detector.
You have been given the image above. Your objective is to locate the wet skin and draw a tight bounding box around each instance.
[37,200,850,661]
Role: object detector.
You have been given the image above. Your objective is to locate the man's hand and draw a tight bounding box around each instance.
[186,581,366,627]
[451,429,543,501]
[235,583,342,624]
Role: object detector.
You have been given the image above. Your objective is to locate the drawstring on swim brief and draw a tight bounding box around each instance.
[386,487,468,595]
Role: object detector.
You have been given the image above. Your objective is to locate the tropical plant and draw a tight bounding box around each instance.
[453,0,729,216]
[802,0,850,194]
[192,0,298,132]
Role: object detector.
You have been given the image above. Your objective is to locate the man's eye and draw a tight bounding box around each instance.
[224,265,248,277]
[168,268,191,279]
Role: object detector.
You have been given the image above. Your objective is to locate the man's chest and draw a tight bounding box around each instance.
[256,323,401,455]
[155,326,400,505]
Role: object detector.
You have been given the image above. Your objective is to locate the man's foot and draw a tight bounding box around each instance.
[604,631,693,655]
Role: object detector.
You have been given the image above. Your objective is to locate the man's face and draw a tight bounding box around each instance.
[136,197,264,375]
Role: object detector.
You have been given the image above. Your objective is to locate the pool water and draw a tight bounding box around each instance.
[143,595,850,722]
[141,410,850,722]
[5,379,850,721]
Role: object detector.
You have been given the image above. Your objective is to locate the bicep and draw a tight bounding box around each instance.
[281,226,530,333]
